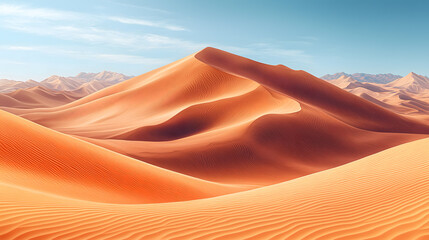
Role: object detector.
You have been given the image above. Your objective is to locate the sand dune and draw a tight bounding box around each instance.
[41,71,131,93]
[0,71,132,111]
[387,72,429,93]
[196,48,429,133]
[0,71,131,94]
[0,110,247,204]
[328,72,429,116]
[0,79,40,93]
[41,75,83,91]
[0,86,85,109]
[0,137,428,239]
[2,47,428,186]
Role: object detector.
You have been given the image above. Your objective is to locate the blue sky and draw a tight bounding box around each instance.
[0,0,428,81]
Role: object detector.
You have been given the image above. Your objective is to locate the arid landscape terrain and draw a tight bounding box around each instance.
[1,47,429,239]
[324,72,429,119]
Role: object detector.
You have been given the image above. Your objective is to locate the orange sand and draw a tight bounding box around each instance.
[0,135,428,239]
[0,110,247,204]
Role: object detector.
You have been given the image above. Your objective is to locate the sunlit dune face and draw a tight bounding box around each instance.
[1,135,428,239]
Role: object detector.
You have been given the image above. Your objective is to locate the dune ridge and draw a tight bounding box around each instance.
[195,47,429,133]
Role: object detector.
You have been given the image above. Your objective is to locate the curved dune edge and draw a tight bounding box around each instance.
[0,110,249,204]
[1,137,429,239]
[195,47,429,134]
[13,54,302,143]
[112,86,301,141]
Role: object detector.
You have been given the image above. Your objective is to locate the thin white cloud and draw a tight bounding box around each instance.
[0,45,168,65]
[0,4,78,20]
[110,17,186,31]
[4,46,37,51]
[109,1,171,15]
[142,34,205,50]
[0,4,184,32]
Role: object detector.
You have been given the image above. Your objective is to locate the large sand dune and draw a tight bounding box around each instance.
[2,47,427,186]
[0,110,246,204]
[0,136,428,239]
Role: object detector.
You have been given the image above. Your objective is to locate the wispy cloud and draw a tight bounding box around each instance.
[0,4,78,20]
[0,45,169,65]
[108,1,171,15]
[4,21,202,50]
[0,4,199,51]
[3,46,36,51]
[110,17,186,31]
[0,4,184,32]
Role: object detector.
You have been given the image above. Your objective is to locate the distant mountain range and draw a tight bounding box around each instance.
[0,71,133,93]
[325,72,429,115]
[321,72,403,84]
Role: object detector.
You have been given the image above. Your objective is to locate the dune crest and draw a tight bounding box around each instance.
[195,47,429,133]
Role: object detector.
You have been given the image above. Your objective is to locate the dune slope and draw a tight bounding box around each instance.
[0,137,428,239]
[0,110,246,204]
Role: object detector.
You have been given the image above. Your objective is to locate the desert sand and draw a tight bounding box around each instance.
[0,110,247,204]
[0,132,428,239]
[1,47,429,239]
